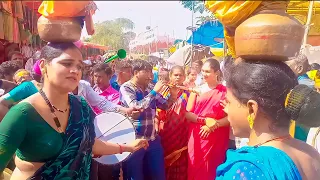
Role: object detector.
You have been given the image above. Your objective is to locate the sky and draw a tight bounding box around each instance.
[81,1,208,41]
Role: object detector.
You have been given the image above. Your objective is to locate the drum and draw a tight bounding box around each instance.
[93,112,136,165]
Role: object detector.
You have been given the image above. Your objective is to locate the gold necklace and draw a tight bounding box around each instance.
[254,135,291,148]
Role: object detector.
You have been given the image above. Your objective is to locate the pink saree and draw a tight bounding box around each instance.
[188,84,230,180]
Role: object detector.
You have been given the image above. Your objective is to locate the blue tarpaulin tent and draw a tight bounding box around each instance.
[187,20,224,48]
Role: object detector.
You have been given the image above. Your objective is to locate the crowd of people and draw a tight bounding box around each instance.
[0,41,320,180]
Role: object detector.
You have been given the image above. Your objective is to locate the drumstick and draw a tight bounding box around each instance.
[97,117,130,139]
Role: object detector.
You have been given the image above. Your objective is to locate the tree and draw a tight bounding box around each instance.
[114,18,135,30]
[85,18,136,50]
[180,1,216,25]
[180,0,206,14]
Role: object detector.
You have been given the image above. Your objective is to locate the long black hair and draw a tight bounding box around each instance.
[40,42,80,63]
[225,60,320,128]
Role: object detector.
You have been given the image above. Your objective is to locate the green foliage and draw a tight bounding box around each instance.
[180,1,216,24]
[180,0,206,14]
[86,18,136,50]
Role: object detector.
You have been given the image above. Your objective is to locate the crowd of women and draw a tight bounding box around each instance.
[0,40,320,180]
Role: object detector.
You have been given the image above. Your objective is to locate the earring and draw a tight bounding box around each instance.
[247,115,254,129]
[41,68,46,75]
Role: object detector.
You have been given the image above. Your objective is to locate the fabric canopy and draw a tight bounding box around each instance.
[166,45,192,67]
[287,1,320,12]
[288,1,320,36]
[166,44,214,67]
[187,20,224,48]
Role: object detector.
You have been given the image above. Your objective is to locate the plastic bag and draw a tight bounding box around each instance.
[38,1,97,17]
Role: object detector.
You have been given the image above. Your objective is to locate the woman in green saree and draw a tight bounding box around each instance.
[0,42,148,180]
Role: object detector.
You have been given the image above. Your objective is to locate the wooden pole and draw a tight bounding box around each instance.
[302,0,315,47]
[190,1,194,68]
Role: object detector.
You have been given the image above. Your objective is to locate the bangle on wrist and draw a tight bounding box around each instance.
[216,120,220,128]
[196,116,206,124]
[117,143,123,154]
[215,120,220,128]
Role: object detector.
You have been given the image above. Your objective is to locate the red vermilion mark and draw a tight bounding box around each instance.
[259,35,268,40]
[238,34,300,41]
[238,35,271,40]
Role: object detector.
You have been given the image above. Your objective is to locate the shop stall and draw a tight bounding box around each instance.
[0,1,43,64]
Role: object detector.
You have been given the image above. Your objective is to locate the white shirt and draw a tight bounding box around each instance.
[76,80,120,112]
[236,137,249,149]
[195,73,203,86]
[222,80,227,86]
[21,45,33,59]
[307,127,320,153]
[25,58,36,73]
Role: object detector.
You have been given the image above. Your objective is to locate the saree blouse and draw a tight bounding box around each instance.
[216,146,302,180]
[0,102,64,171]
[0,95,96,180]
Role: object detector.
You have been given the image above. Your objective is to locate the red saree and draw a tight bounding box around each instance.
[158,90,190,180]
[188,84,229,180]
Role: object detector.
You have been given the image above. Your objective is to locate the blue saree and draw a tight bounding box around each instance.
[216,146,302,180]
[29,95,96,180]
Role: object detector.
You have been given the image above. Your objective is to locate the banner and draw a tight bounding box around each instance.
[129,27,157,49]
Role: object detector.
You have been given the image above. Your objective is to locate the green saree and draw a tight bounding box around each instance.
[29,95,96,180]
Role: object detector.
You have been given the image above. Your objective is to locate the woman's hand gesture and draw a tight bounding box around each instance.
[204,117,219,131]
[199,125,212,139]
